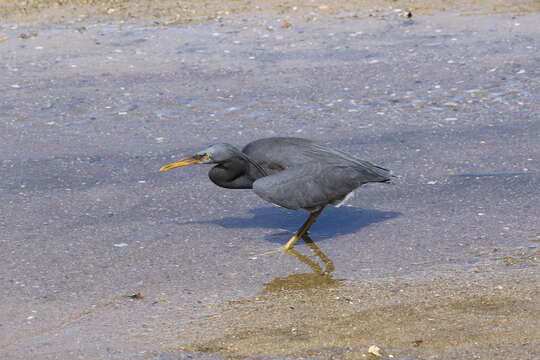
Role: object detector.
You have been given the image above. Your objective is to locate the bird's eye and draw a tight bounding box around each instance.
[202,153,211,161]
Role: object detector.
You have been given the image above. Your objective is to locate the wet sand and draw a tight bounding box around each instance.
[1,0,539,359]
[178,263,540,359]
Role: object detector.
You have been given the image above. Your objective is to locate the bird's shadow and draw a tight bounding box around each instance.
[176,206,401,243]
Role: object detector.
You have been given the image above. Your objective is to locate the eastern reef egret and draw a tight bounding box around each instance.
[160,137,392,250]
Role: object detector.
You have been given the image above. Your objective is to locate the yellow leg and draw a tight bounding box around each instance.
[282,207,325,251]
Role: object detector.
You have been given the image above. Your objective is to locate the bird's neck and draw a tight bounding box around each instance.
[208,156,258,189]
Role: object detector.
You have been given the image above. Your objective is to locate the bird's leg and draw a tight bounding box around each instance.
[282,206,325,251]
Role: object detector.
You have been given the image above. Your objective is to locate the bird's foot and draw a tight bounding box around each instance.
[250,245,299,258]
[249,233,305,258]
[282,234,301,251]
[250,248,284,258]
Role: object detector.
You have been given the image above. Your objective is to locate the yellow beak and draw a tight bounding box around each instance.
[159,157,202,171]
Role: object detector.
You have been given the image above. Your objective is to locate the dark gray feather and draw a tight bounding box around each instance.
[244,137,391,183]
[253,161,374,210]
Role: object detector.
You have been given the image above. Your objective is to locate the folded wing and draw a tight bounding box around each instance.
[253,162,370,210]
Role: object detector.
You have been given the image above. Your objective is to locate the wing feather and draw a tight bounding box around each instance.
[244,137,392,183]
[253,162,364,210]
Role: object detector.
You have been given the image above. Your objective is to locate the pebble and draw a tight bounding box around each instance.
[368,345,383,357]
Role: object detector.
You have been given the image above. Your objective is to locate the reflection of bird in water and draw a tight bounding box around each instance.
[160,137,392,250]
[262,234,342,293]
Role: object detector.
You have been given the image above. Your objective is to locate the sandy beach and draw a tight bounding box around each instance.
[1,1,539,359]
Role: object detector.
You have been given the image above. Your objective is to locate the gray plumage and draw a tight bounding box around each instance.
[160,137,392,250]
[242,137,391,210]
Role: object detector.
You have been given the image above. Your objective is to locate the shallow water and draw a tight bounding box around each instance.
[1,10,539,360]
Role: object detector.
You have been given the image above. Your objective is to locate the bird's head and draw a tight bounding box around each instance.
[159,143,239,171]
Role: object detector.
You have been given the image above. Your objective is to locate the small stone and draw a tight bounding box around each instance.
[368,345,383,357]
[129,292,144,299]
